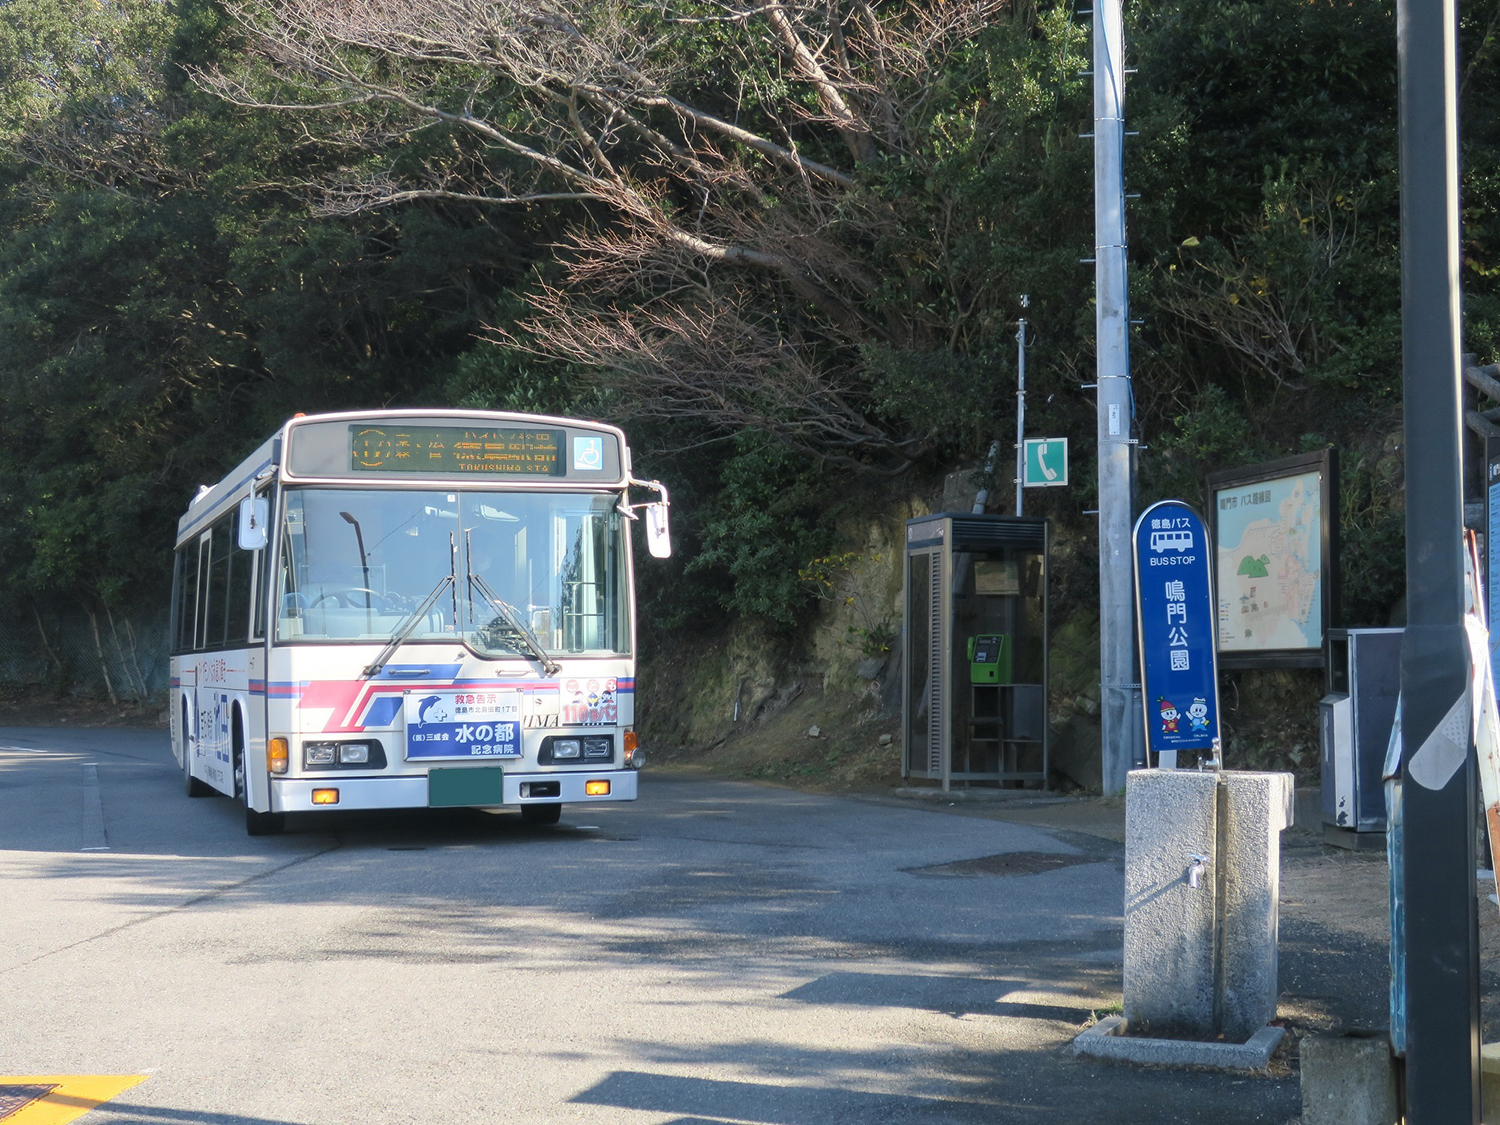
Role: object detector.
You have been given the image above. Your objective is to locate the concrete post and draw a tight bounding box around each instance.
[1122,769,1293,1040]
[1218,770,1294,1040]
[1301,1034,1400,1125]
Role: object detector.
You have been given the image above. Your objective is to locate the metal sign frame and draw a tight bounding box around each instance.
[1022,438,1069,488]
[1204,448,1339,670]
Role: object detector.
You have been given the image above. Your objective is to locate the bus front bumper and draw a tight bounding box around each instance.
[271,769,638,812]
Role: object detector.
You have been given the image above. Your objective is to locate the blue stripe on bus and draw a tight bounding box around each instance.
[362,696,403,727]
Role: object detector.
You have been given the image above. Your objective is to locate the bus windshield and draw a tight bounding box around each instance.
[276,487,629,656]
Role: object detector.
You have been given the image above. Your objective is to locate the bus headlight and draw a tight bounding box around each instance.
[548,738,581,760]
[302,740,385,770]
[540,736,609,764]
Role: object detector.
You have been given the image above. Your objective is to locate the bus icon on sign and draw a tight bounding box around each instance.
[1150,529,1194,553]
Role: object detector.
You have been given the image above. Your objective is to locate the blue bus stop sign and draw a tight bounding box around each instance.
[1133,500,1221,764]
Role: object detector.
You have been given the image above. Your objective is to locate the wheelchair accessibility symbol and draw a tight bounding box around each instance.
[573,436,604,472]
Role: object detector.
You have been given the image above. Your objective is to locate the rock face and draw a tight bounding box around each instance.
[640,508,916,754]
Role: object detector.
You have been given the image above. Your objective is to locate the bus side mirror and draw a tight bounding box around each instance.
[238,495,269,551]
[645,502,672,559]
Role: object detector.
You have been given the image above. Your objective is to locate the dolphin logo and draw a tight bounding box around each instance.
[416,695,444,727]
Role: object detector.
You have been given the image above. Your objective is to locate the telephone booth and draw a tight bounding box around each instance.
[902,513,1049,790]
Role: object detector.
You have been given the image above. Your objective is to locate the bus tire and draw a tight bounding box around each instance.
[520,803,562,826]
[183,705,212,798]
[234,716,284,836]
[245,805,285,837]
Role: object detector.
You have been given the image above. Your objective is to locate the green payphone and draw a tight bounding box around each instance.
[967,634,1012,684]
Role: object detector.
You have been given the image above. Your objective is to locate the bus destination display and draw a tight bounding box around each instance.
[350,425,563,476]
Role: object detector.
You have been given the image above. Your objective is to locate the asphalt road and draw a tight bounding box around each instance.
[0,727,1302,1124]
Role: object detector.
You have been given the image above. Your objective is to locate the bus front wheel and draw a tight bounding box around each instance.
[245,804,285,837]
[520,803,561,826]
[234,728,285,836]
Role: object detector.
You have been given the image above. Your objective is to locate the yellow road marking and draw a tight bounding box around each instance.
[0,1077,145,1124]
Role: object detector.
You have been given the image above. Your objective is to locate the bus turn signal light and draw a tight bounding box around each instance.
[268,738,289,775]
[585,780,611,796]
[312,789,340,805]
[623,730,639,754]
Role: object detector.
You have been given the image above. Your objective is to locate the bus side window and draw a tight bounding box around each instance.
[193,534,212,650]
[227,516,253,647]
[204,519,233,650]
[225,507,252,648]
[171,542,198,654]
[252,489,273,640]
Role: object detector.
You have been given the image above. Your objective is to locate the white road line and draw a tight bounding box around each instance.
[0,745,45,754]
[81,762,110,852]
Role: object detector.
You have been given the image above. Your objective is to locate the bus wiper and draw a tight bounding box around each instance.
[361,573,455,678]
[470,573,561,675]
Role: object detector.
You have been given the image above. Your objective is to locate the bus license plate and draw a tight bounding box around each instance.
[429,767,504,808]
[405,691,522,760]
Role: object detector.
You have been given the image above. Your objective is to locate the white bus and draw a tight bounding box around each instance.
[168,410,670,835]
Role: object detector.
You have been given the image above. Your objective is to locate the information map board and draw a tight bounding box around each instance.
[1206,449,1338,669]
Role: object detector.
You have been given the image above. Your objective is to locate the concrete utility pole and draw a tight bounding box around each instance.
[1092,0,1140,792]
[1015,297,1029,518]
[1395,0,1480,1111]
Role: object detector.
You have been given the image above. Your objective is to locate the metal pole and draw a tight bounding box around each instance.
[1094,0,1139,792]
[1016,307,1028,517]
[1396,0,1479,1110]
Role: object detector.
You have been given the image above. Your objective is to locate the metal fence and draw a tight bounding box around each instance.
[0,604,170,699]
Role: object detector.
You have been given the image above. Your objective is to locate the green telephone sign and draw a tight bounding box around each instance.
[1022,438,1069,488]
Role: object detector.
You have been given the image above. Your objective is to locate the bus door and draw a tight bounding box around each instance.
[180,532,214,776]
[176,662,196,772]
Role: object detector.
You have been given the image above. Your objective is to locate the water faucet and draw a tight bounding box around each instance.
[1187,854,1210,889]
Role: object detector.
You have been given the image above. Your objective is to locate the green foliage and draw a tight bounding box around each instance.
[441,292,607,417]
[1339,446,1407,627]
[864,346,1009,453]
[1144,384,1267,506]
[685,435,836,629]
[0,0,1491,651]
[0,1,540,617]
[1133,0,1399,221]
[0,0,175,140]
[1155,169,1400,396]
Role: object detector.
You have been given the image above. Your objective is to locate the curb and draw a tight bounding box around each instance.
[1073,1016,1286,1070]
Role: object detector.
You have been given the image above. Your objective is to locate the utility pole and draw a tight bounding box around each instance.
[1015,296,1029,517]
[1395,0,1479,1110]
[1093,0,1140,792]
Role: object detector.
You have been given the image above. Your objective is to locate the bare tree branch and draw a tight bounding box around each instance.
[193,0,1013,466]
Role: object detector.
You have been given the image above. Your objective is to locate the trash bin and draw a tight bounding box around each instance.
[1320,628,1402,835]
